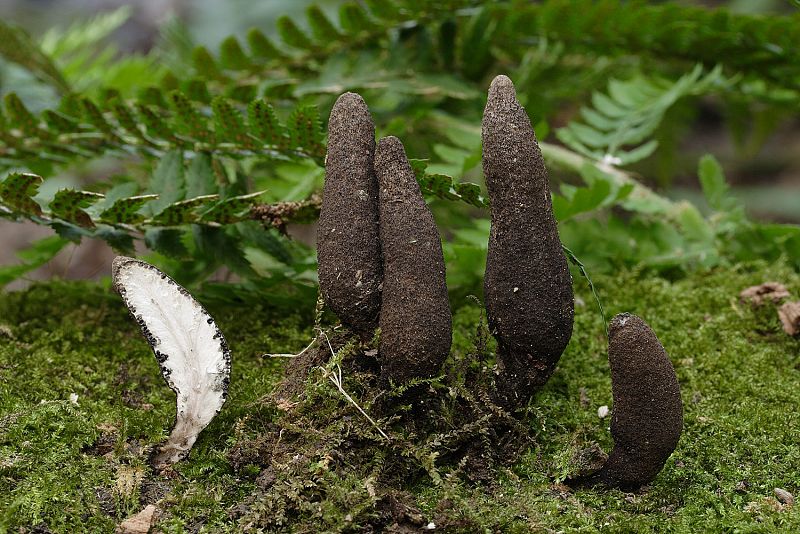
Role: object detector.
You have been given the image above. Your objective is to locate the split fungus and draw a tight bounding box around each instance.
[112,256,231,468]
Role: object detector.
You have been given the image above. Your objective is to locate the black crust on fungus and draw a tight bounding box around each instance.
[375,136,452,384]
[112,256,232,405]
[481,75,574,408]
[572,313,683,489]
[317,92,383,339]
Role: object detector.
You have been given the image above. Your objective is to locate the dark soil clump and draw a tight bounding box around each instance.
[317,93,383,339]
[481,75,574,409]
[375,136,452,385]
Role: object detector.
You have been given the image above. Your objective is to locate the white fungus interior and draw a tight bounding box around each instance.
[115,260,229,448]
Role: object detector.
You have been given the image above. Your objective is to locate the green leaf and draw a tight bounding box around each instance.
[150,194,220,225]
[363,0,398,20]
[276,16,313,50]
[81,98,120,140]
[678,203,715,242]
[0,20,71,93]
[201,191,266,224]
[307,5,341,42]
[42,109,79,133]
[182,79,212,104]
[49,189,104,227]
[145,228,189,258]
[219,36,251,70]
[136,103,179,144]
[553,179,612,222]
[170,91,215,143]
[0,172,44,216]
[0,236,68,287]
[4,93,44,138]
[146,150,185,215]
[186,153,217,197]
[99,194,158,224]
[288,106,323,156]
[108,99,149,143]
[94,225,135,253]
[246,28,284,60]
[212,96,251,147]
[191,46,221,79]
[698,154,730,212]
[339,3,374,34]
[247,100,286,148]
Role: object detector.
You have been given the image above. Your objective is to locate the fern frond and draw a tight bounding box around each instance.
[36,6,162,96]
[556,65,729,166]
[0,20,70,93]
[0,89,327,171]
[514,1,800,92]
[162,1,800,104]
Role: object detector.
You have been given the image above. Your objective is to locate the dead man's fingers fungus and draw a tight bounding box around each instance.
[575,313,683,489]
[481,75,574,408]
[112,256,231,468]
[317,92,383,339]
[375,136,452,385]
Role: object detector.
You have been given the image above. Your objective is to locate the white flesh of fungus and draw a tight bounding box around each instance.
[112,256,231,467]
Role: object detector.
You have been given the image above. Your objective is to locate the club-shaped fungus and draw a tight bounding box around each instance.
[481,75,574,408]
[317,92,383,339]
[572,313,683,489]
[374,136,452,384]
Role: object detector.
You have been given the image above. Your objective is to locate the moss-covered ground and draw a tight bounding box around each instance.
[1,262,799,532]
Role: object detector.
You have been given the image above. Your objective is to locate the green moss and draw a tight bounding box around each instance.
[1,263,799,531]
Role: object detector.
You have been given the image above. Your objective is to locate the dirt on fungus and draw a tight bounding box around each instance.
[481,75,574,408]
[374,136,452,385]
[574,313,683,489]
[317,92,383,339]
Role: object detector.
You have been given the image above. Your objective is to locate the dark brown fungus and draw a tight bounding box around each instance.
[317,92,383,338]
[571,313,683,489]
[375,136,452,384]
[481,75,574,408]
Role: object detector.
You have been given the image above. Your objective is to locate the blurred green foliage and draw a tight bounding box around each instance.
[0,0,798,299]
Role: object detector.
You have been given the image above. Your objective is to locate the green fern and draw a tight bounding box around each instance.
[556,65,729,166]
[0,89,327,172]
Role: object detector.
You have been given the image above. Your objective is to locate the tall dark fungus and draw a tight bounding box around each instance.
[482,75,574,408]
[317,93,383,339]
[573,313,683,489]
[375,136,452,385]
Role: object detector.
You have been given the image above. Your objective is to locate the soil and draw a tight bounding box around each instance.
[229,328,533,531]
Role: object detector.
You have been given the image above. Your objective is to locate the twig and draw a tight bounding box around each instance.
[324,364,389,441]
[262,337,317,359]
[320,331,390,440]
